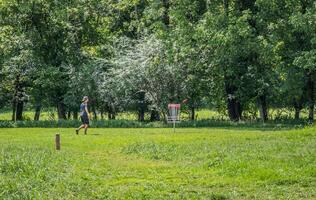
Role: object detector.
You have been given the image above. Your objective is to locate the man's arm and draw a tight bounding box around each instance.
[85,105,89,117]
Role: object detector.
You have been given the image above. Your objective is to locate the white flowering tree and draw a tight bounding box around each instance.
[97,35,184,121]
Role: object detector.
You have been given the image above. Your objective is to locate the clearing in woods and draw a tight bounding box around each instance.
[0,128,315,199]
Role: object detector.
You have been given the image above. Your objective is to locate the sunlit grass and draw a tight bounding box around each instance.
[0,127,315,199]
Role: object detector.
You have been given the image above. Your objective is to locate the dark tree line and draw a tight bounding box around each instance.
[0,0,316,122]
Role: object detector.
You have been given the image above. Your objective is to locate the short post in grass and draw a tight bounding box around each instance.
[55,133,61,150]
[167,104,181,133]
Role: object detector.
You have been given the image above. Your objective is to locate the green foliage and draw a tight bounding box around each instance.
[0,118,309,129]
[1,0,316,122]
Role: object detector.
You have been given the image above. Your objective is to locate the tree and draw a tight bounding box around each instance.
[97,35,184,121]
[167,0,208,120]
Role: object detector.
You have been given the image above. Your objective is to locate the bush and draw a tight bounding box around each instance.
[0,118,309,129]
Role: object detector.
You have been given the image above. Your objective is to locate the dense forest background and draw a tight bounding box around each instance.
[0,0,316,122]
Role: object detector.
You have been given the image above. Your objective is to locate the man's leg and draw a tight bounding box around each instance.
[76,124,85,134]
[84,124,88,135]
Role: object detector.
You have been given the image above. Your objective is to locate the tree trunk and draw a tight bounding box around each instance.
[12,100,16,121]
[162,0,170,27]
[308,78,314,123]
[107,103,116,120]
[34,104,41,121]
[138,112,145,121]
[294,107,300,120]
[15,101,23,121]
[108,113,116,120]
[227,98,242,121]
[138,110,145,121]
[93,111,97,120]
[92,106,97,120]
[223,1,243,122]
[258,95,268,122]
[67,111,71,119]
[11,100,23,121]
[138,91,145,122]
[12,75,24,121]
[190,106,195,121]
[293,98,303,120]
[150,109,160,121]
[100,105,105,120]
[57,101,67,120]
[226,85,242,121]
[309,104,314,122]
[73,111,78,120]
[307,73,314,123]
[100,111,104,120]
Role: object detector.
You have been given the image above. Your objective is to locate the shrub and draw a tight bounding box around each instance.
[0,119,309,129]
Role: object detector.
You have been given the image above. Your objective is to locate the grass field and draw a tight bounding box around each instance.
[0,127,315,199]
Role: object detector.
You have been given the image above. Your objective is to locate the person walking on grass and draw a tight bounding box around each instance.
[76,96,90,135]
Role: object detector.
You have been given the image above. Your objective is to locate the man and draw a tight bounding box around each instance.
[76,96,90,135]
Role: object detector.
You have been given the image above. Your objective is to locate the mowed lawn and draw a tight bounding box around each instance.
[0,128,315,199]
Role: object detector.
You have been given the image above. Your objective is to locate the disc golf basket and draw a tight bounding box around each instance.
[167,104,181,132]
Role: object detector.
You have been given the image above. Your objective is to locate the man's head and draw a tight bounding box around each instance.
[82,96,89,103]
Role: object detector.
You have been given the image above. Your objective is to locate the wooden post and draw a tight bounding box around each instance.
[55,133,60,150]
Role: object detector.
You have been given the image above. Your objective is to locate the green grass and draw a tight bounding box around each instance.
[0,127,315,199]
